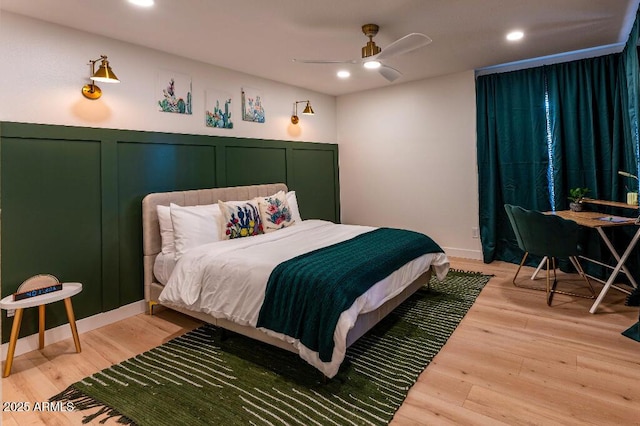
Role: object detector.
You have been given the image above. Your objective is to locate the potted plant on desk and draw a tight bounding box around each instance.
[568,187,590,212]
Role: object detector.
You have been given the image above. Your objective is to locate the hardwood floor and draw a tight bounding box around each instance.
[2,258,639,425]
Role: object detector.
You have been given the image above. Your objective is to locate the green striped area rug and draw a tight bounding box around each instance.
[50,270,491,425]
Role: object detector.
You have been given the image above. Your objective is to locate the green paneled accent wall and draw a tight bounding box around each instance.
[116,142,218,308]
[1,137,102,340]
[225,145,287,186]
[292,149,340,221]
[0,122,339,343]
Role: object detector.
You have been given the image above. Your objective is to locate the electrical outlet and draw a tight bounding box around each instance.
[7,309,15,318]
[472,227,479,239]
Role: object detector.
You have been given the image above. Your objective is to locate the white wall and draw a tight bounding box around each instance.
[0,12,336,143]
[0,11,482,260]
[337,71,482,259]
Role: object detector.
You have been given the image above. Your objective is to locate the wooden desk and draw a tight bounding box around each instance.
[550,210,637,228]
[549,204,639,313]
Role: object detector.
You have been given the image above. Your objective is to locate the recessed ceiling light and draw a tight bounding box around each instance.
[337,70,351,79]
[128,0,154,7]
[363,60,381,69]
[506,31,524,41]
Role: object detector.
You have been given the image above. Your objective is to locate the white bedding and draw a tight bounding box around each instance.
[159,220,449,377]
[153,253,177,285]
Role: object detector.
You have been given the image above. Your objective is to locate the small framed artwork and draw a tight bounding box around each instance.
[157,70,192,115]
[241,87,265,123]
[205,89,233,129]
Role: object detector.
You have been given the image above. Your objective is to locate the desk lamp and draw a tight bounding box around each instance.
[618,170,638,205]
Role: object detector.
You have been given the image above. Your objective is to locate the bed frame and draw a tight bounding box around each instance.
[142,183,432,354]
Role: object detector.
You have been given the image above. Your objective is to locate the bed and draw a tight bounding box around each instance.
[142,183,449,378]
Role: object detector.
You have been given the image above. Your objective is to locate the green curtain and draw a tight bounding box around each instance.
[476,67,551,264]
[477,53,637,266]
[623,9,640,180]
[621,9,640,301]
[547,55,632,208]
[545,55,634,276]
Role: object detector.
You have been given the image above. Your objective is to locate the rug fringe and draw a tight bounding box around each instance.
[49,385,137,425]
[448,268,494,276]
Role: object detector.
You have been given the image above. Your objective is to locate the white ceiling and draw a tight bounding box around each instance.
[1,0,639,96]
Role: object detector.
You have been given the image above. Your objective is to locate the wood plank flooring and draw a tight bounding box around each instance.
[2,258,639,425]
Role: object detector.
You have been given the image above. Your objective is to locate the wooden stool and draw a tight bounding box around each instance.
[0,275,82,377]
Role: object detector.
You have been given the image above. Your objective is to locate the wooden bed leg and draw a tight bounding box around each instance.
[148,301,158,315]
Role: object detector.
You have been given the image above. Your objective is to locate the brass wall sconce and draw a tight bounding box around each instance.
[291,100,314,124]
[82,55,120,100]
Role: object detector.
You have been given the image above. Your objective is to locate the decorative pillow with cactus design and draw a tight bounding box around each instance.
[218,200,264,240]
[257,191,295,233]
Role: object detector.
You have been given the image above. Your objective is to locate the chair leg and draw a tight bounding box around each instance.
[545,256,596,302]
[569,256,596,299]
[512,252,548,292]
[516,254,595,305]
[512,252,528,285]
[547,257,558,306]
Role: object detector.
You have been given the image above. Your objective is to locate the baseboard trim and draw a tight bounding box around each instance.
[1,300,146,359]
[443,247,483,261]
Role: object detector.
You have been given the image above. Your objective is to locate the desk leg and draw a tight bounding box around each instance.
[3,308,24,378]
[596,228,639,289]
[38,304,45,350]
[531,257,547,280]
[63,298,81,353]
[590,227,640,313]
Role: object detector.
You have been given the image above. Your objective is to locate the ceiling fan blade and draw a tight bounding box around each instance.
[378,65,402,82]
[292,59,359,64]
[376,33,432,60]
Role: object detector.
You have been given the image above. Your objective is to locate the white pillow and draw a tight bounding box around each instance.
[286,191,303,223]
[170,203,222,259]
[157,205,175,255]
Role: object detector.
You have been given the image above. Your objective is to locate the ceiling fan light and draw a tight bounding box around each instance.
[364,60,381,70]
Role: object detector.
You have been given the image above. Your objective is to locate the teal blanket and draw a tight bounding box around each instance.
[256,227,443,362]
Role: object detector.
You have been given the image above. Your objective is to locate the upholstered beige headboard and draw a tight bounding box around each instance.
[141,183,288,302]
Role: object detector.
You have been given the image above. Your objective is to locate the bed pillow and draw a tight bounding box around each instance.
[170,203,222,259]
[218,199,264,239]
[157,205,176,255]
[257,191,295,233]
[286,191,303,223]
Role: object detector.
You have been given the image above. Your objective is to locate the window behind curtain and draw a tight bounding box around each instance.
[477,53,635,265]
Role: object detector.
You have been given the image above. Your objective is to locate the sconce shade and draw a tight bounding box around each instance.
[82,55,119,100]
[291,100,314,124]
[91,57,119,83]
[302,102,314,115]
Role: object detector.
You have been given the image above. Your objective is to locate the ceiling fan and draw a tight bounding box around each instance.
[293,24,432,82]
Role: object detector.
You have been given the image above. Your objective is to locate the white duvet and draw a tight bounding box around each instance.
[159,220,450,378]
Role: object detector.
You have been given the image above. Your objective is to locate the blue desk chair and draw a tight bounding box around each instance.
[504,204,595,306]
